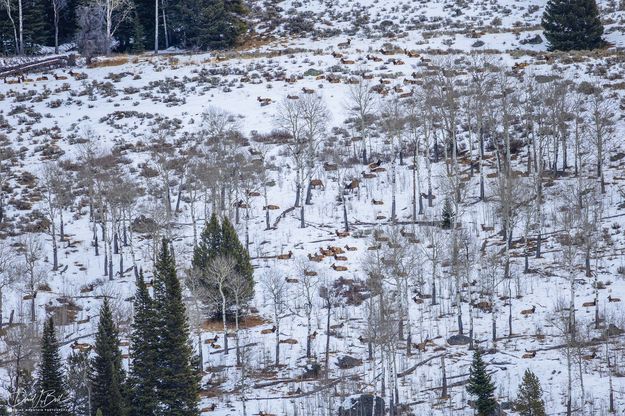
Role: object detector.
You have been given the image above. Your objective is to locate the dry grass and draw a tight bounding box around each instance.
[201,314,268,332]
[88,56,129,68]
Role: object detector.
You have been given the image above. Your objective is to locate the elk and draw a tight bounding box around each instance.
[324,162,338,171]
[340,57,355,65]
[302,87,315,94]
[474,301,492,313]
[582,300,596,307]
[304,269,318,276]
[333,254,348,261]
[206,335,219,343]
[522,350,536,359]
[310,179,324,189]
[331,263,348,271]
[287,94,299,100]
[379,78,391,85]
[263,204,280,210]
[276,251,293,260]
[285,277,299,283]
[372,199,384,205]
[71,342,92,352]
[345,179,360,191]
[399,91,413,99]
[366,54,383,62]
[412,295,424,304]
[400,228,415,239]
[344,245,357,251]
[582,351,597,360]
[331,51,344,58]
[390,58,405,65]
[257,96,272,106]
[337,38,351,48]
[368,159,382,169]
[362,172,377,179]
[260,325,277,335]
[320,248,333,256]
[328,246,344,254]
[246,190,261,197]
[308,331,317,340]
[335,230,350,238]
[308,253,324,262]
[404,49,419,58]
[36,76,49,81]
[608,295,621,302]
[520,305,536,315]
[54,73,68,80]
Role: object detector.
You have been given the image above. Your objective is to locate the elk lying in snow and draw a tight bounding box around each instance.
[308,253,324,262]
[372,199,384,205]
[276,251,293,260]
[608,295,621,302]
[285,277,299,283]
[337,38,351,48]
[257,96,272,106]
[340,57,355,65]
[389,58,405,65]
[412,295,424,304]
[345,179,360,191]
[366,54,383,62]
[345,245,357,251]
[260,325,277,335]
[320,248,333,256]
[331,51,343,58]
[582,300,596,307]
[331,263,348,271]
[335,230,350,238]
[54,73,68,80]
[520,305,536,316]
[304,269,317,276]
[474,301,492,313]
[400,228,415,239]
[368,159,382,169]
[404,49,419,58]
[36,76,49,81]
[522,350,536,359]
[334,254,348,261]
[302,87,315,94]
[71,342,92,352]
[263,204,280,210]
[287,94,299,100]
[259,411,276,416]
[582,351,597,360]
[308,331,317,340]
[328,245,344,254]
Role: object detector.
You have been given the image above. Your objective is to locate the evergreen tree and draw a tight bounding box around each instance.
[153,239,200,415]
[441,197,454,229]
[192,214,254,315]
[515,369,546,416]
[90,298,126,416]
[542,0,604,51]
[466,349,497,416]
[34,318,68,415]
[128,272,159,416]
[66,351,90,416]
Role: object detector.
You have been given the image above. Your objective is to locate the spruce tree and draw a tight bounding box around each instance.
[153,239,200,416]
[466,349,497,416]
[90,298,126,416]
[221,216,253,293]
[515,369,546,416]
[66,351,90,416]
[441,197,454,229]
[192,212,222,269]
[128,272,159,416]
[34,318,68,415]
[542,0,604,51]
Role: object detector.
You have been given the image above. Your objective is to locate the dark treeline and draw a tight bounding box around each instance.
[0,0,248,56]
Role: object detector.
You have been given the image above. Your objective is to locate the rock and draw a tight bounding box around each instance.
[447,334,471,345]
[336,355,363,369]
[472,40,485,48]
[606,323,624,337]
[338,394,384,416]
[521,34,543,45]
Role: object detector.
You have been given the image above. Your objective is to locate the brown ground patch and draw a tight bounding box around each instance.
[201,314,268,332]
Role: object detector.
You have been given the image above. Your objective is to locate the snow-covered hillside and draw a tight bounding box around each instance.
[2,1,625,415]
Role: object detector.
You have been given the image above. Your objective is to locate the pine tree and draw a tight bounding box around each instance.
[90,298,126,416]
[66,351,90,416]
[192,214,254,315]
[542,0,604,51]
[466,349,497,416]
[153,239,200,416]
[128,272,159,416]
[441,197,454,229]
[515,369,546,416]
[34,318,68,415]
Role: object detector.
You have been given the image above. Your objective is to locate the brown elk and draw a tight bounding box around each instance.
[522,350,536,359]
[331,51,344,58]
[400,228,415,239]
[390,58,405,65]
[276,251,293,260]
[257,96,272,106]
[328,246,344,254]
[372,199,384,205]
[263,204,280,210]
[324,162,338,171]
[582,351,597,360]
[608,295,621,302]
[340,57,355,65]
[331,263,348,271]
[287,94,299,100]
[582,300,596,307]
[474,301,492,313]
[308,253,324,262]
[335,230,350,238]
[412,295,424,304]
[520,305,536,316]
[308,331,317,340]
[302,87,315,94]
[344,245,357,251]
[362,172,377,179]
[404,49,419,58]
[399,91,413,99]
[366,54,383,62]
[304,269,318,276]
[368,159,382,169]
[345,179,360,191]
[54,73,68,80]
[379,78,391,85]
[310,179,324,189]
[260,325,277,335]
[362,73,374,80]
[333,254,348,261]
[285,277,299,283]
[71,341,92,352]
[337,38,351,48]
[246,190,261,197]
[36,76,49,81]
